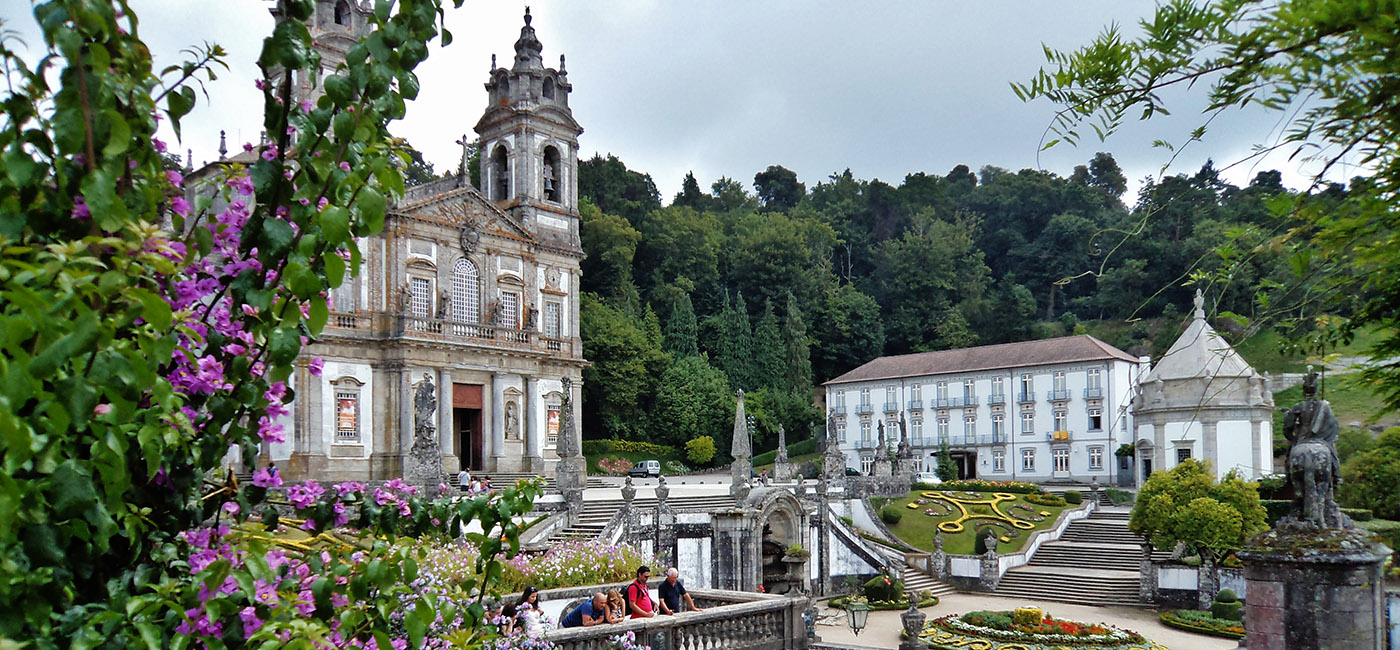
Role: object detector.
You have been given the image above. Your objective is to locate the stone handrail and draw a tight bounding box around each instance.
[546,588,806,650]
[994,499,1095,577]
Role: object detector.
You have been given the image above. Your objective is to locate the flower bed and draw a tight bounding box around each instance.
[418,538,665,593]
[828,595,939,611]
[921,610,1166,650]
[1159,609,1246,639]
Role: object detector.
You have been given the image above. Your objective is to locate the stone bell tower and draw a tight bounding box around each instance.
[269,0,373,108]
[475,8,583,247]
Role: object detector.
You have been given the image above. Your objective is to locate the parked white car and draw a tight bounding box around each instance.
[913,472,943,486]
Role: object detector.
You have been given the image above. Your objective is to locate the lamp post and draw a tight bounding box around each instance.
[846,600,869,637]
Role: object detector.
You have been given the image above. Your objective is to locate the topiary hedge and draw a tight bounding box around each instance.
[829,594,937,611]
[1063,490,1083,504]
[1025,493,1067,507]
[1160,610,1245,639]
[581,439,678,456]
[1105,488,1135,505]
[863,573,904,602]
[880,505,904,525]
[1211,589,1242,621]
[930,479,1043,494]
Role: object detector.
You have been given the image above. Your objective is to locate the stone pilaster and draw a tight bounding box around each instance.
[524,376,542,472]
[1202,419,1218,471]
[1197,555,1218,610]
[438,368,453,473]
[489,373,506,471]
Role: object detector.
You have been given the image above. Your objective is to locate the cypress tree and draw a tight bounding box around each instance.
[753,299,784,389]
[663,293,700,358]
[782,292,813,392]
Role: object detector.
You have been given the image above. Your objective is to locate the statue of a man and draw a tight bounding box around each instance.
[504,401,520,440]
[413,373,437,428]
[1281,369,1349,528]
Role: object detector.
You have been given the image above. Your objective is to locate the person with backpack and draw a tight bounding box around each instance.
[625,565,655,619]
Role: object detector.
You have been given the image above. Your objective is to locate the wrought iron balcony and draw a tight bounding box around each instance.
[830,405,847,416]
[1047,389,1072,402]
[933,398,953,409]
[907,400,924,411]
[883,401,900,413]
[855,439,877,449]
[1083,387,1104,399]
[1017,392,1036,404]
[855,404,874,414]
[988,393,1006,405]
[951,396,980,408]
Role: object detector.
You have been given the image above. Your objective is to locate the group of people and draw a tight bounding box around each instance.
[455,469,494,495]
[559,566,703,628]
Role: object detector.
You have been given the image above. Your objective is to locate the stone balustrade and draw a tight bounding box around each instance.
[542,586,809,650]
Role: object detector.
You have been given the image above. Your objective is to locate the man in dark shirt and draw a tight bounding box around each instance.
[657,568,703,615]
[560,593,609,628]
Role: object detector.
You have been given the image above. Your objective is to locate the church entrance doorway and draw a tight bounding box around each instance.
[453,383,485,472]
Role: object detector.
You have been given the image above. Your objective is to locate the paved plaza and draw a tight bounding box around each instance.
[816,592,1239,650]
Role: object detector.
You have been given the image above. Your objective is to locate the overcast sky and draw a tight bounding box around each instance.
[4,1,1360,202]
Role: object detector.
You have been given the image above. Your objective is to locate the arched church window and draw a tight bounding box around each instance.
[334,0,351,26]
[452,258,480,323]
[542,146,560,203]
[542,77,555,100]
[491,144,509,201]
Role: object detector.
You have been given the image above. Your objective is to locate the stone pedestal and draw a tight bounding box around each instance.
[1238,527,1390,650]
[899,598,927,650]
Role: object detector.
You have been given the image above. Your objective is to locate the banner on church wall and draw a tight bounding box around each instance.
[338,397,357,431]
[547,408,560,444]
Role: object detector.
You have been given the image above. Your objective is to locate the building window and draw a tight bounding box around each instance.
[1053,448,1070,473]
[410,277,432,319]
[963,415,975,438]
[543,146,561,203]
[1021,412,1034,435]
[1121,414,1128,432]
[1053,370,1066,391]
[1020,373,1033,396]
[911,416,923,443]
[910,383,921,403]
[992,449,1006,473]
[837,422,846,443]
[861,456,873,475]
[861,421,871,442]
[835,391,845,408]
[936,381,948,401]
[886,419,899,438]
[490,144,510,201]
[992,414,1005,440]
[1088,408,1103,431]
[912,456,924,473]
[937,418,949,440]
[498,291,519,328]
[1087,368,1102,390]
[451,259,480,323]
[860,388,870,407]
[335,390,359,442]
[963,379,976,401]
[1089,446,1104,471]
[992,377,1005,399]
[544,301,562,337]
[1177,447,1193,464]
[333,0,351,26]
[1022,448,1035,472]
[542,77,555,100]
[1053,410,1067,432]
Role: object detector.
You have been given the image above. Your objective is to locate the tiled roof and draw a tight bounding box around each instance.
[824,335,1138,385]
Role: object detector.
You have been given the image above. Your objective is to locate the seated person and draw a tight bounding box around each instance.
[559,592,609,629]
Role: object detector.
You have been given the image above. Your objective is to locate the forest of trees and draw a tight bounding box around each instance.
[574,151,1349,460]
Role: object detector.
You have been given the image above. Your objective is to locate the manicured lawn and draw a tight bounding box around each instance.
[877,490,1072,555]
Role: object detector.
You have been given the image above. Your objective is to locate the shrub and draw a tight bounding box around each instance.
[863,573,904,603]
[1025,493,1067,507]
[1063,490,1083,504]
[1261,499,1291,525]
[1160,610,1245,639]
[1211,589,1242,621]
[1342,507,1374,522]
[1105,488,1136,505]
[582,439,678,456]
[973,530,996,554]
[931,479,1044,495]
[1012,607,1044,627]
[880,505,904,525]
[685,436,716,464]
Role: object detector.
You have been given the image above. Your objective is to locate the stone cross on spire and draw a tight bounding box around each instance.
[455,134,471,178]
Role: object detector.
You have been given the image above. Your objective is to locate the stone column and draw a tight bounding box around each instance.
[1152,419,1166,477]
[490,373,506,471]
[1197,554,1218,611]
[1239,528,1390,650]
[978,533,1001,591]
[398,369,413,477]
[817,480,831,596]
[654,477,676,567]
[620,477,638,543]
[439,369,453,472]
[524,376,542,473]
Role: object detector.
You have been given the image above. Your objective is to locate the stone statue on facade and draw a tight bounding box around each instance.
[524,304,539,331]
[1280,369,1350,529]
[405,373,443,489]
[504,401,520,440]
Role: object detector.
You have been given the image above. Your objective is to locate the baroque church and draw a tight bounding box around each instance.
[253,3,587,482]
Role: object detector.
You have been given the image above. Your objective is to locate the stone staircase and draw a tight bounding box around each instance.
[901,567,958,598]
[992,507,1149,607]
[552,494,738,541]
[1042,485,1113,507]
[452,472,604,493]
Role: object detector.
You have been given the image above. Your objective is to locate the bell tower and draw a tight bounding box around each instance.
[270,0,373,108]
[475,8,583,245]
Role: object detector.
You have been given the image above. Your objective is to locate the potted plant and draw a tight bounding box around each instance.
[783,543,810,561]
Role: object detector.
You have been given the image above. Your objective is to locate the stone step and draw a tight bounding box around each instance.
[899,569,958,598]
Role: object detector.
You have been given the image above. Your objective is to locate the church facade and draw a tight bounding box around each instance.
[261,3,587,482]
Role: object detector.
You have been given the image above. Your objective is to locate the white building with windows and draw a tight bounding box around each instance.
[824,335,1144,485]
[1130,291,1274,484]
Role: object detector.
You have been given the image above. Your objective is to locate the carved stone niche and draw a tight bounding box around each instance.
[502,386,523,440]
